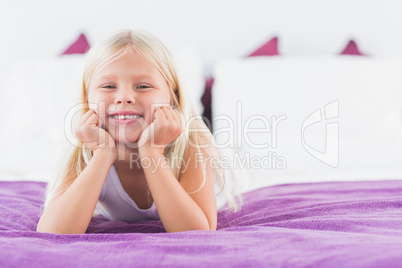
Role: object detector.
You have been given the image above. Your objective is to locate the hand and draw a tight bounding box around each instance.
[74,108,117,161]
[137,105,185,154]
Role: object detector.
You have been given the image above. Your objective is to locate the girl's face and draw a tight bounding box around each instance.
[87,49,171,146]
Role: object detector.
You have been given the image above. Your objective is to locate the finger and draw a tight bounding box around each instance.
[150,104,161,122]
[83,113,100,127]
[89,109,104,128]
[137,122,155,147]
[153,107,167,121]
[160,105,174,120]
[168,105,183,125]
[78,109,96,126]
[94,108,105,128]
[89,101,106,124]
[170,106,181,122]
[152,103,169,119]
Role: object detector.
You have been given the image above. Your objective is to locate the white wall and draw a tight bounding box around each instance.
[1,0,402,75]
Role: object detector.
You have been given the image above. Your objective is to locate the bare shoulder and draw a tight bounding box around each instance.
[178,145,217,230]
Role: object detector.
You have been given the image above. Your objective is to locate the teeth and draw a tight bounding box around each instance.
[112,115,141,120]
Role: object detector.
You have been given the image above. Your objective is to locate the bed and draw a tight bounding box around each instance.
[1,179,401,267]
[2,2,402,267]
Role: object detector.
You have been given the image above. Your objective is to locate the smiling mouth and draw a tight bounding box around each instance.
[110,115,143,120]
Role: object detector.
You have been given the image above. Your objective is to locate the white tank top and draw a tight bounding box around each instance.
[95,164,227,222]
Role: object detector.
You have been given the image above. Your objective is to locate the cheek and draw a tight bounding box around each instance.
[87,92,100,111]
[88,93,111,122]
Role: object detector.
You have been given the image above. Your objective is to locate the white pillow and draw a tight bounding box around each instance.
[0,55,85,181]
[211,56,402,191]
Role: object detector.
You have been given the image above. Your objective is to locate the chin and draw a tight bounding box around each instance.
[115,135,141,148]
[109,127,143,145]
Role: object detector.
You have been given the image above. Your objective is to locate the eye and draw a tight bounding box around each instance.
[137,85,152,90]
[101,85,116,89]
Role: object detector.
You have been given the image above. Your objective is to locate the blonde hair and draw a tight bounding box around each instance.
[41,29,243,217]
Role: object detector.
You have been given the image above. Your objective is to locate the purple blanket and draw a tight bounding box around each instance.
[1,180,401,267]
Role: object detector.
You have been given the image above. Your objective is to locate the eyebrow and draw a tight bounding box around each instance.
[99,74,118,80]
[99,73,155,80]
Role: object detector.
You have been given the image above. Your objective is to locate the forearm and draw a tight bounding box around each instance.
[140,149,210,233]
[37,152,113,234]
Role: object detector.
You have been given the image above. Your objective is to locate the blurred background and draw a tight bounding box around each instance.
[2,1,402,71]
[1,0,402,192]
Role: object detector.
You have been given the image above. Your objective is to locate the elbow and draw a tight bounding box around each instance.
[36,218,57,234]
[36,223,60,234]
[167,227,212,233]
[208,221,217,231]
[37,226,85,235]
[36,224,57,234]
[36,219,50,233]
[36,221,85,235]
[166,220,216,233]
[206,215,217,231]
[36,213,88,234]
[36,225,59,234]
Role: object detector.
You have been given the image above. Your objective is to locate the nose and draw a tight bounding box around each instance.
[115,99,134,104]
[115,91,135,105]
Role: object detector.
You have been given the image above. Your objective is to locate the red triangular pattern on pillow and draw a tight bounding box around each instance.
[248,37,279,57]
[340,40,365,56]
[61,33,90,55]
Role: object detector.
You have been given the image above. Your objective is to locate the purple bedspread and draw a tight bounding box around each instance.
[1,179,402,267]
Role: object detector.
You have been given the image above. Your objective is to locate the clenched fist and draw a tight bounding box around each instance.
[74,108,117,160]
[137,105,185,153]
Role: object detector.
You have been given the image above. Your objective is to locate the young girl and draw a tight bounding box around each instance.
[36,29,243,234]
